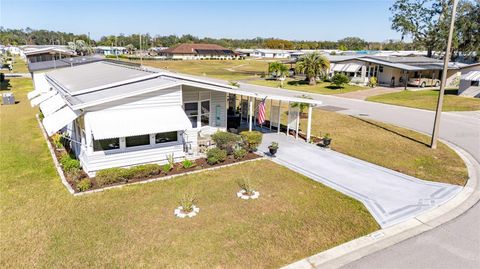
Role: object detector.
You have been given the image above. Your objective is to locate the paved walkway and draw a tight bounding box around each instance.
[258,133,462,228]
[335,87,402,100]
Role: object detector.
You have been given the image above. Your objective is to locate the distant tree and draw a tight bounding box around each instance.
[268,62,289,80]
[331,73,350,88]
[67,40,93,56]
[452,0,480,61]
[337,37,368,50]
[125,44,136,54]
[295,53,330,86]
[264,39,294,50]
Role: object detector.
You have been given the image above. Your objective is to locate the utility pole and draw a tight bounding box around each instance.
[139,34,143,67]
[431,0,458,149]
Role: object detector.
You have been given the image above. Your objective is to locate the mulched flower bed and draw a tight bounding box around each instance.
[48,137,261,193]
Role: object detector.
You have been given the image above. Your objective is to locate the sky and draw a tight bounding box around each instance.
[0,0,402,42]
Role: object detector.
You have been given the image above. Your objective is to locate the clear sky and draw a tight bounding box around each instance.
[1,0,401,42]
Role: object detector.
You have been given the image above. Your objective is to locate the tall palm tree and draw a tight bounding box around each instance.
[295,53,330,85]
[268,62,290,86]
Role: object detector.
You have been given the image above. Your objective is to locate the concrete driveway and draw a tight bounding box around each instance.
[258,132,462,228]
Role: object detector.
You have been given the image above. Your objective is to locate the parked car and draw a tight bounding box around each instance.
[407,78,441,88]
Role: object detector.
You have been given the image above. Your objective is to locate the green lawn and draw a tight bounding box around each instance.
[0,78,378,268]
[250,78,367,95]
[366,89,480,111]
[132,59,270,81]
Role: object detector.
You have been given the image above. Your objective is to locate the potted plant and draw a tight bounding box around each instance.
[174,192,200,218]
[268,142,279,156]
[323,133,332,147]
[236,178,259,200]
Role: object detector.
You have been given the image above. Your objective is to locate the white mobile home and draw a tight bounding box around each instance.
[458,63,480,97]
[29,61,321,176]
[251,49,292,59]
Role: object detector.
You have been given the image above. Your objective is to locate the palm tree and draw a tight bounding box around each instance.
[68,40,93,56]
[268,62,290,86]
[295,53,330,85]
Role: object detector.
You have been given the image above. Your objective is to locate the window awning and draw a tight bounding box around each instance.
[39,94,67,117]
[332,64,346,72]
[28,73,53,100]
[461,71,480,81]
[85,106,192,140]
[344,63,362,73]
[42,106,80,136]
[30,90,56,107]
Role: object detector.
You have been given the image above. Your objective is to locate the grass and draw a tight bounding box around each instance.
[250,78,367,95]
[1,56,29,73]
[0,78,379,268]
[366,89,480,111]
[131,59,270,81]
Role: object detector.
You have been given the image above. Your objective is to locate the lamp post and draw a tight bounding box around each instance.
[430,0,458,149]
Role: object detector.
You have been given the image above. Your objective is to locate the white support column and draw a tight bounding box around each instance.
[269,99,273,131]
[239,95,243,124]
[248,97,253,131]
[306,105,313,143]
[286,101,290,137]
[277,100,281,134]
[295,108,300,140]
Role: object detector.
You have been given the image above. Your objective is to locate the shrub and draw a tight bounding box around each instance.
[179,192,197,213]
[60,154,81,172]
[52,133,64,149]
[67,167,83,181]
[129,164,161,178]
[181,159,195,169]
[368,76,378,87]
[0,73,4,82]
[95,168,133,186]
[167,153,175,166]
[211,131,241,154]
[331,73,350,88]
[233,147,247,159]
[240,131,263,152]
[76,178,92,192]
[237,177,255,196]
[162,163,172,173]
[206,147,227,165]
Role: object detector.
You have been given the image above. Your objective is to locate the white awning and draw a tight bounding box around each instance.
[344,63,362,73]
[42,106,80,136]
[461,71,480,81]
[28,73,53,100]
[86,106,192,140]
[30,90,56,107]
[39,94,67,117]
[332,64,346,72]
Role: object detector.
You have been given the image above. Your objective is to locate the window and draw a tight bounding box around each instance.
[155,131,177,144]
[93,138,120,152]
[201,100,210,127]
[379,65,384,73]
[471,81,479,86]
[184,102,198,128]
[126,134,150,147]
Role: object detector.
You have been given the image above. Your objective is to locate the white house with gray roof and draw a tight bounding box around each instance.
[29,61,321,176]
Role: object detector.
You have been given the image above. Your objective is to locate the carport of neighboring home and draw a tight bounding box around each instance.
[258,133,462,228]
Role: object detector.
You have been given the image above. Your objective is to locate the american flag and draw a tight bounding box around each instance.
[257,98,266,124]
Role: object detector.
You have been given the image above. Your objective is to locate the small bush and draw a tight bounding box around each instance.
[129,164,161,178]
[67,167,83,181]
[212,131,241,153]
[162,163,172,173]
[181,159,195,169]
[167,153,175,166]
[237,177,255,195]
[60,154,81,172]
[233,147,247,159]
[179,192,197,213]
[331,73,350,88]
[240,131,263,152]
[206,147,227,165]
[95,168,133,186]
[52,133,64,149]
[368,76,378,87]
[76,178,92,192]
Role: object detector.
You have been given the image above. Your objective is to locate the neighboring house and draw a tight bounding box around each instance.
[23,46,76,63]
[159,44,236,60]
[325,55,464,87]
[251,49,292,59]
[29,60,320,176]
[458,63,480,98]
[235,48,255,57]
[95,46,127,56]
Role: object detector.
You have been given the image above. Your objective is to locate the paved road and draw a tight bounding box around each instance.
[258,133,461,228]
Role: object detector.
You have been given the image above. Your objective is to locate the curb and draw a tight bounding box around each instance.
[281,140,480,269]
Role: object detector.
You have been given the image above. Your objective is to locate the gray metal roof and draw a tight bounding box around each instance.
[46,61,156,94]
[28,55,105,72]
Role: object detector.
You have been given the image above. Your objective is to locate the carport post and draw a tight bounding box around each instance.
[248,97,253,131]
[306,105,313,142]
[269,99,273,130]
[403,70,408,90]
[295,109,300,140]
[286,101,290,137]
[277,100,281,134]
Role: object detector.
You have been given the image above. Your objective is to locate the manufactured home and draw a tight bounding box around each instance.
[29,61,321,176]
[458,63,480,98]
[159,43,236,60]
